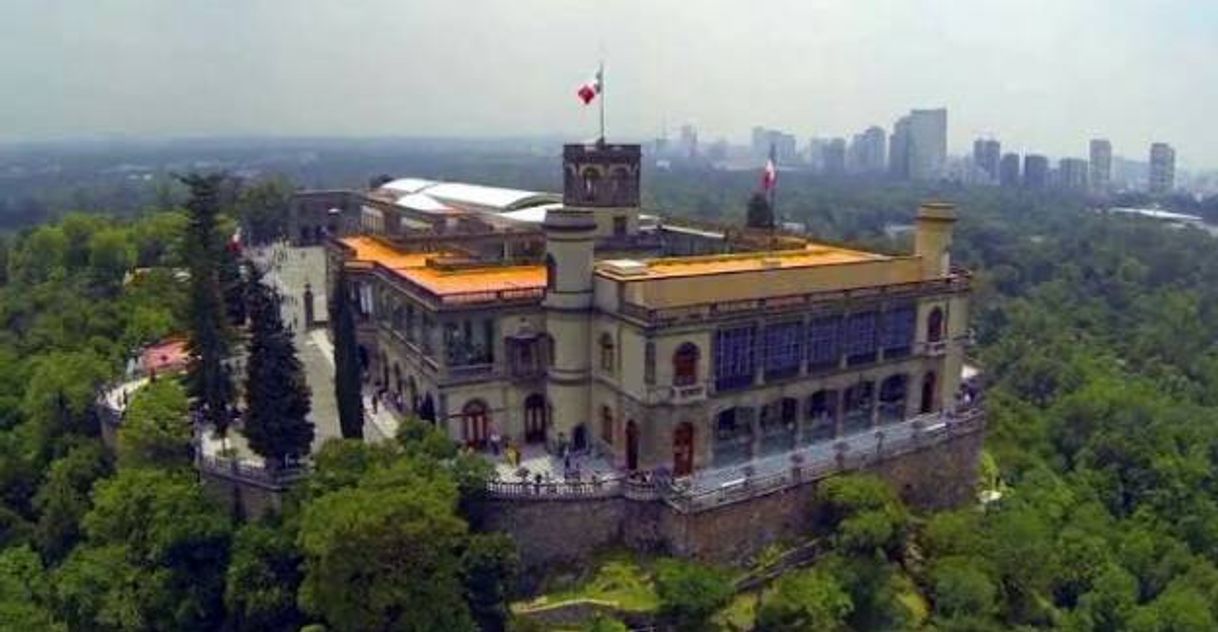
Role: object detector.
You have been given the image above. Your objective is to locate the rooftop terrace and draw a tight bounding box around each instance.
[594,243,887,281]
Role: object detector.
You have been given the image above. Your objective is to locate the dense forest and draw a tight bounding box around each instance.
[4,162,1218,630]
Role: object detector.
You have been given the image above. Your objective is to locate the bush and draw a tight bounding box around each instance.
[654,559,734,629]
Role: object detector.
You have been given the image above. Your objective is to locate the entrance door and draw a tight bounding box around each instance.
[463,401,489,447]
[573,425,588,452]
[524,394,547,443]
[673,422,694,477]
[626,420,639,471]
[920,371,937,414]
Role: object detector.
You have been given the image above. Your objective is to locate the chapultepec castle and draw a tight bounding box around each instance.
[297,140,984,563]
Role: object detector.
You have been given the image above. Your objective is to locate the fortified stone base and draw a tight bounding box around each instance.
[479,420,983,569]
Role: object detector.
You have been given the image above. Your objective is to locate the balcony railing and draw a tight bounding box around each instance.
[645,383,708,405]
[663,405,985,513]
[486,475,624,499]
[618,272,971,327]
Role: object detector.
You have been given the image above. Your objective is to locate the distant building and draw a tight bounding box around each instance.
[1058,158,1089,191]
[1149,142,1176,195]
[889,117,910,179]
[848,126,887,175]
[823,138,847,176]
[972,139,1001,184]
[678,125,699,159]
[1089,139,1112,193]
[752,127,799,163]
[889,108,947,181]
[999,153,1021,188]
[1023,154,1049,189]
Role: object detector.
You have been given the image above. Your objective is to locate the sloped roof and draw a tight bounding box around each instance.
[379,178,437,195]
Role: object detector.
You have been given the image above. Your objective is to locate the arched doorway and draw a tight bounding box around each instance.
[524,394,547,443]
[625,420,639,471]
[407,377,418,414]
[418,393,436,424]
[462,400,489,447]
[673,422,694,477]
[920,371,937,414]
[573,424,588,452]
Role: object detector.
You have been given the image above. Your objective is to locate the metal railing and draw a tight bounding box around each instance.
[196,454,310,489]
[663,406,985,513]
[618,272,972,326]
[486,475,625,499]
[481,405,984,509]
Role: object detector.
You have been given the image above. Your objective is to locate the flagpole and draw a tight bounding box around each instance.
[598,60,606,145]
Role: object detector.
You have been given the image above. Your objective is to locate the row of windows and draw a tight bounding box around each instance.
[714,307,933,391]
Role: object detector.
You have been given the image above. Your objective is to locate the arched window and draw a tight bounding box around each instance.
[927,307,944,343]
[601,405,614,445]
[920,372,937,414]
[673,342,700,386]
[599,333,615,373]
[879,374,909,424]
[581,167,601,201]
[524,394,547,443]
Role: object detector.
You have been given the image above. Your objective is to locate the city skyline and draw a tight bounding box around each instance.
[3,0,1216,168]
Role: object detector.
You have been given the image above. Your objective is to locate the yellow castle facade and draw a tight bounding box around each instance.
[326,143,971,479]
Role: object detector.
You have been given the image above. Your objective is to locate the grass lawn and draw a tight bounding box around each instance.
[516,551,660,613]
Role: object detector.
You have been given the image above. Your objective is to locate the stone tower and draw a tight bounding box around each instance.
[541,207,596,452]
[561,143,642,239]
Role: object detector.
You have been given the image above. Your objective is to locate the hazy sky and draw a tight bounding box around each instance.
[4,0,1217,166]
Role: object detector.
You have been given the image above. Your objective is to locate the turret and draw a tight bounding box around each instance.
[914,201,957,278]
[562,143,642,238]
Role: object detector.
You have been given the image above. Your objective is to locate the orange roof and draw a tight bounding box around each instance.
[339,236,545,297]
[597,243,887,280]
[399,264,546,296]
[339,236,433,270]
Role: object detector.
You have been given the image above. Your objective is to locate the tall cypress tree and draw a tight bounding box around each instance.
[180,173,235,437]
[329,269,365,439]
[243,264,314,467]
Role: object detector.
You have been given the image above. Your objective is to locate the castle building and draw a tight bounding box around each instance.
[323,142,975,487]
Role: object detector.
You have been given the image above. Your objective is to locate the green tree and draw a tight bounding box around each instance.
[0,546,64,631]
[32,443,111,563]
[21,351,111,459]
[87,227,135,295]
[756,567,853,631]
[55,468,232,631]
[116,378,192,470]
[297,458,474,632]
[653,559,734,630]
[818,474,908,556]
[225,521,304,632]
[180,173,235,438]
[237,177,293,245]
[746,192,774,229]
[580,615,628,632]
[460,533,520,632]
[243,269,314,467]
[328,268,364,439]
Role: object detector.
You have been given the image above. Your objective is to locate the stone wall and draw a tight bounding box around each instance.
[481,426,983,570]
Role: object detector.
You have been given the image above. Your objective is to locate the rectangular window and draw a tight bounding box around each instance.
[763,322,802,380]
[807,316,840,371]
[843,311,878,366]
[644,341,656,385]
[715,326,756,391]
[880,306,916,358]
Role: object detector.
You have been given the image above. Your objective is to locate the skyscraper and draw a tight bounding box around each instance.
[1149,142,1176,195]
[847,126,887,175]
[1058,158,1089,191]
[907,108,948,181]
[1089,139,1112,193]
[999,153,1021,188]
[972,139,1001,184]
[1023,154,1049,189]
[823,138,847,176]
[888,116,911,179]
